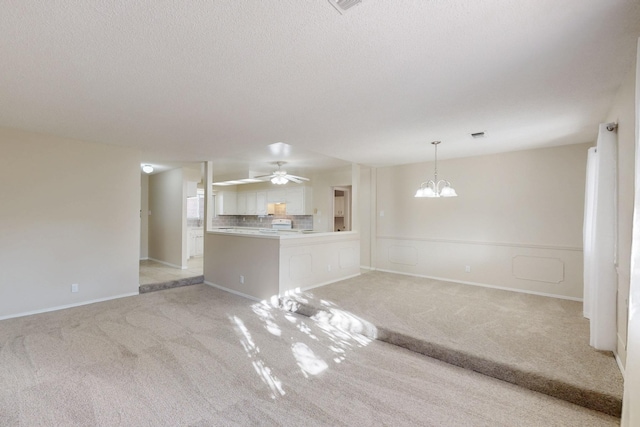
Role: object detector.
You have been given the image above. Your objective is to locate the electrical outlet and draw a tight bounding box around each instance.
[465,265,471,273]
[239,275,245,284]
[71,283,79,293]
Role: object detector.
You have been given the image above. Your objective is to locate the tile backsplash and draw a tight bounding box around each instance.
[210,214,313,230]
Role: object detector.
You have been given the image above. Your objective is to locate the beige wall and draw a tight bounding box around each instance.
[359,166,373,268]
[606,62,637,368]
[140,173,149,260]
[311,166,353,232]
[0,127,141,319]
[374,143,590,299]
[148,168,187,268]
[204,233,280,300]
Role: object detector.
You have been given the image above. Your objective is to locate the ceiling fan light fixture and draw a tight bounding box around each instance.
[255,161,310,185]
[271,176,288,185]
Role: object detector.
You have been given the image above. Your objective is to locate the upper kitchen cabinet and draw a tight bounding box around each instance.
[236,191,264,215]
[215,190,237,215]
[236,192,247,215]
[256,192,267,215]
[285,187,313,215]
[267,189,286,204]
[245,192,257,215]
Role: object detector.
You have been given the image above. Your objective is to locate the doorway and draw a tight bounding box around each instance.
[332,186,352,232]
[139,165,205,290]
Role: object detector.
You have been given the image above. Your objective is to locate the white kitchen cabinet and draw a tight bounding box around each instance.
[334,195,345,217]
[285,187,313,215]
[215,191,237,215]
[256,192,267,215]
[236,192,247,215]
[245,192,257,215]
[188,228,204,257]
[267,189,286,203]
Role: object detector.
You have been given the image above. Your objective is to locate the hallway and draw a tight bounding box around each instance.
[139,258,204,293]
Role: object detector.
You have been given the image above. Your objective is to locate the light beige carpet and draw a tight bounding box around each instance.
[283,271,624,417]
[0,284,618,426]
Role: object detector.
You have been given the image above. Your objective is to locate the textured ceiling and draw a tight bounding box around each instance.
[1,0,639,172]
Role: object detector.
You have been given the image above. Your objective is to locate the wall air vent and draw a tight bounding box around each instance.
[328,0,362,14]
[471,132,486,139]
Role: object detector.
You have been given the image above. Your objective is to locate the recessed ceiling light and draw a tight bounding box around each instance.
[471,132,486,139]
[142,164,154,173]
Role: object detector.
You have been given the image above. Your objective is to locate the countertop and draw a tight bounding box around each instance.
[208,227,355,239]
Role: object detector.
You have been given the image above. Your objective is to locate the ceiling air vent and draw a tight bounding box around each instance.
[328,0,362,14]
[471,132,486,139]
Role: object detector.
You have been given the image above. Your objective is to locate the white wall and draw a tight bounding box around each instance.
[148,168,187,269]
[374,143,590,299]
[279,232,360,293]
[606,61,637,367]
[140,173,149,260]
[0,127,141,319]
[621,38,639,427]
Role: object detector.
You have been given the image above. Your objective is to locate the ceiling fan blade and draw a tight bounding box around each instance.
[287,175,310,181]
[253,174,274,179]
[286,176,303,183]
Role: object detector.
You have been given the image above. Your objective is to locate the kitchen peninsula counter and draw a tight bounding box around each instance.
[204,228,360,300]
[208,227,339,238]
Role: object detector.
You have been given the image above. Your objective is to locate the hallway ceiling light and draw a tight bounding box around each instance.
[142,164,154,174]
[415,141,457,198]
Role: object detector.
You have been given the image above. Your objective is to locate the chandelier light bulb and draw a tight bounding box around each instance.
[415,141,457,198]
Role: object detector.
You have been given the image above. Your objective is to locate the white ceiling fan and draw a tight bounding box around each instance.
[256,161,310,185]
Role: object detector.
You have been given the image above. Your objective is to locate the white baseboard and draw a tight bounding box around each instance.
[375,268,583,302]
[0,291,140,321]
[140,257,149,261]
[148,257,185,269]
[204,273,362,303]
[204,281,261,302]
[615,352,625,378]
[298,273,362,293]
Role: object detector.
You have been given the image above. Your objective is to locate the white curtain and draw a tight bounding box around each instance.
[583,123,618,351]
[583,147,597,319]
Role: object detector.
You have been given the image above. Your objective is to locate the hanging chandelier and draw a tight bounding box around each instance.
[415,141,458,198]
